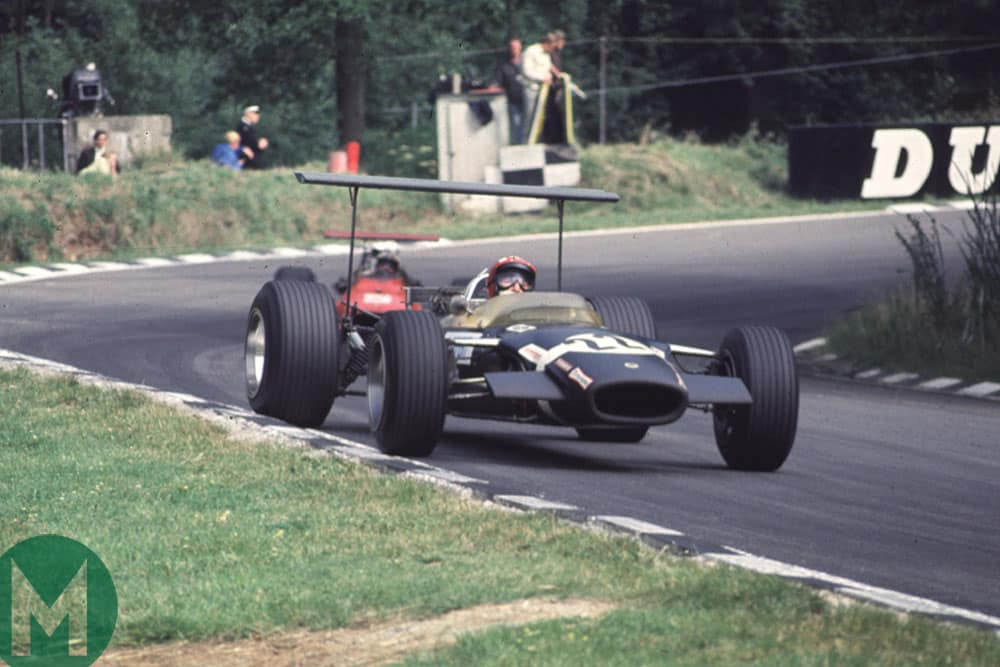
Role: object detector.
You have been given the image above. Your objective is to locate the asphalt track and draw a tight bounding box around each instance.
[2,207,998,619]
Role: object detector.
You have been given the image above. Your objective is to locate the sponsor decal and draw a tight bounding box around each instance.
[624,361,640,369]
[568,367,593,390]
[362,292,394,305]
[789,123,1000,199]
[505,323,537,333]
[553,358,574,373]
[517,343,548,363]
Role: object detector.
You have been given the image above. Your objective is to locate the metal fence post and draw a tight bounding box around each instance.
[62,119,70,173]
[599,35,608,145]
[37,123,45,170]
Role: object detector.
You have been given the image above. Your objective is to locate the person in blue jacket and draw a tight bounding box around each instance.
[211,131,244,170]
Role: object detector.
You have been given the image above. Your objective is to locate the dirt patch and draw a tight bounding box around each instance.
[100,597,617,666]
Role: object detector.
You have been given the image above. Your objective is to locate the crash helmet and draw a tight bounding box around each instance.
[487,255,537,296]
[373,251,400,275]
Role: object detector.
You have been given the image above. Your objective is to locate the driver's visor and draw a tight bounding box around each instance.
[495,268,534,291]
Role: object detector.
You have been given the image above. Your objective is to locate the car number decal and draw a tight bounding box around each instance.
[536,332,659,369]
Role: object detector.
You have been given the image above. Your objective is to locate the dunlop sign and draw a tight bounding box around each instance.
[788,123,1000,199]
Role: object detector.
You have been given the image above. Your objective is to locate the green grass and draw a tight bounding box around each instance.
[827,205,1000,382]
[1,137,886,268]
[1,366,999,664]
[827,288,1000,382]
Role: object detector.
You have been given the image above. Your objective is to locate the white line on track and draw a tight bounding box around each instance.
[591,515,684,536]
[879,372,919,385]
[493,495,579,512]
[957,381,1000,398]
[917,377,963,390]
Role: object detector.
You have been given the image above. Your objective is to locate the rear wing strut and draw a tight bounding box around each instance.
[294,172,619,299]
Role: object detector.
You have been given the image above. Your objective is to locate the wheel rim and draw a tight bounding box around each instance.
[245,307,266,398]
[367,336,386,428]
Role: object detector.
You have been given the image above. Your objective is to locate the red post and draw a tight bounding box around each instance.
[346,141,361,174]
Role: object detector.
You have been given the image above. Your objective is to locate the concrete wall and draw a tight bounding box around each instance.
[435,93,508,213]
[68,115,172,168]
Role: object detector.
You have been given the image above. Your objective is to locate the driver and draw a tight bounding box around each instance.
[487,256,537,296]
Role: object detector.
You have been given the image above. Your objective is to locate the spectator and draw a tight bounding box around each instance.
[494,38,526,144]
[76,129,120,175]
[550,30,566,73]
[211,131,245,170]
[79,150,118,178]
[521,33,558,137]
[236,105,269,169]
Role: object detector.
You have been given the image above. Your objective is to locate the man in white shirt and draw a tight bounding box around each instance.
[521,33,560,134]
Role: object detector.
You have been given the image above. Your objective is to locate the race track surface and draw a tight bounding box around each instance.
[3,208,998,617]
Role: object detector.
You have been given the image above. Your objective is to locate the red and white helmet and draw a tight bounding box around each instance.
[487,256,537,296]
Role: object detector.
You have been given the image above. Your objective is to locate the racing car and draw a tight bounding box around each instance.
[273,230,436,319]
[244,173,799,471]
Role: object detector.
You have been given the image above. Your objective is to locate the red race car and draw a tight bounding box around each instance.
[273,231,438,319]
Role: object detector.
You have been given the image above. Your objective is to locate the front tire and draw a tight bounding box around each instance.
[589,296,657,340]
[712,326,798,471]
[368,310,448,456]
[245,280,339,427]
[273,265,317,282]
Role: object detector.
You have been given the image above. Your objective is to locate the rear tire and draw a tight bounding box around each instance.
[713,326,798,471]
[368,310,448,456]
[589,296,657,340]
[576,427,649,443]
[274,265,317,282]
[245,280,339,427]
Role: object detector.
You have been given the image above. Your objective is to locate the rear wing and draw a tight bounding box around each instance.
[294,172,620,295]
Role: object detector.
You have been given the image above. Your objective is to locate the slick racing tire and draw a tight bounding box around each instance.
[273,265,317,282]
[713,326,798,471]
[245,280,339,427]
[575,427,649,443]
[589,296,657,341]
[368,310,448,456]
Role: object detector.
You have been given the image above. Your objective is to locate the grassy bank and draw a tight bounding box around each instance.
[827,201,1000,382]
[0,137,881,266]
[1,365,998,664]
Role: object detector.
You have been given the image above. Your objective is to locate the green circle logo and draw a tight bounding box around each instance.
[0,535,117,666]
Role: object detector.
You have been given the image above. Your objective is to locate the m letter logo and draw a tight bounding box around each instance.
[11,562,87,656]
[0,535,117,667]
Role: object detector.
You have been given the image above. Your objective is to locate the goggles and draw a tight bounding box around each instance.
[495,269,534,291]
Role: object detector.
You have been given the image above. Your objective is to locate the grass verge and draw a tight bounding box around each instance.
[827,198,1000,382]
[1,137,885,268]
[2,366,998,664]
